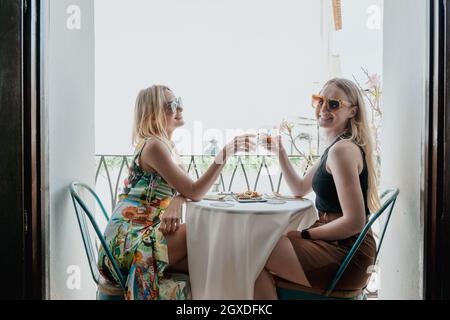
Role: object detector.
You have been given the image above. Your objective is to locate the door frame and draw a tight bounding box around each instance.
[424,0,450,300]
[0,0,44,299]
[0,0,26,300]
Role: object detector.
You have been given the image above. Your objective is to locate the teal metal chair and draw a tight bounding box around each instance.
[276,188,400,300]
[70,182,127,300]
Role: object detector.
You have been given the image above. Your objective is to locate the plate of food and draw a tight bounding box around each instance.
[233,191,268,203]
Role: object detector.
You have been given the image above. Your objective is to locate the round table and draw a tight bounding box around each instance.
[185,197,318,300]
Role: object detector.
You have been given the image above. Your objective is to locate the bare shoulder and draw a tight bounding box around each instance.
[139,138,173,172]
[327,140,363,172]
[141,138,171,158]
[329,140,361,157]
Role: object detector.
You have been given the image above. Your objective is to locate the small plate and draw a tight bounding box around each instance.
[266,193,305,201]
[203,194,227,201]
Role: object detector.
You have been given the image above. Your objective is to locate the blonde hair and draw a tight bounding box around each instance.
[132,85,175,151]
[322,78,381,214]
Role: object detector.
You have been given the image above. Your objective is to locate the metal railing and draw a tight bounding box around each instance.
[95,154,319,212]
[95,117,321,211]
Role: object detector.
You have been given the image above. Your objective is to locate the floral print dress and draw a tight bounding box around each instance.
[98,138,191,300]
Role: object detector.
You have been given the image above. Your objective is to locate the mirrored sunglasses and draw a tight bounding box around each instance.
[167,97,183,113]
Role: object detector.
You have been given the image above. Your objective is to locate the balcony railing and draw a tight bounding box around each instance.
[95,117,322,211]
[95,154,319,212]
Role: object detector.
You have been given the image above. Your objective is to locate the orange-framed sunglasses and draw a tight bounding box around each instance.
[311,95,354,112]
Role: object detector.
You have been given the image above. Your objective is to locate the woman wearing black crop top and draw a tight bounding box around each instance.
[254,78,381,299]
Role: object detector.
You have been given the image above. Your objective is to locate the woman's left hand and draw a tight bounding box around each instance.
[159,196,185,235]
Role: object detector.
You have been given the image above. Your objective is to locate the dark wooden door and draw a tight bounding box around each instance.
[0,0,42,299]
[424,0,450,300]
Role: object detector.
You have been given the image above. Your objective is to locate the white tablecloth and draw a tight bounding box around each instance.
[186,198,317,300]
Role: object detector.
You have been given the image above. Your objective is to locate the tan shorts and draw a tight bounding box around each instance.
[287,212,376,291]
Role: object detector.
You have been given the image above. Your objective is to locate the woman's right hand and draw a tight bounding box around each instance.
[259,134,284,155]
[216,134,256,164]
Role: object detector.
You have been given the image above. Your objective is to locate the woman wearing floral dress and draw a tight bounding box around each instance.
[98,85,255,300]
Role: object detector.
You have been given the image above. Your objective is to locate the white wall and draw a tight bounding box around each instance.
[336,0,383,79]
[378,0,428,300]
[45,0,97,299]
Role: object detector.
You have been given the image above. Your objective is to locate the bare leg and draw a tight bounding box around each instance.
[266,236,311,287]
[166,256,189,274]
[165,224,187,267]
[254,268,277,300]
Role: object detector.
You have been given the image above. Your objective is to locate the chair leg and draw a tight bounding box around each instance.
[97,288,125,300]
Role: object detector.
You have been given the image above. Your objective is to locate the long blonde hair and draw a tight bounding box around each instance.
[322,78,381,214]
[132,85,174,151]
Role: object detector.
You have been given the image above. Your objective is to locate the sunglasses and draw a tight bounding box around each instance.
[312,95,354,112]
[167,97,183,113]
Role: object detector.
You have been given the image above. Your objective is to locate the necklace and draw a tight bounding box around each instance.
[324,130,349,151]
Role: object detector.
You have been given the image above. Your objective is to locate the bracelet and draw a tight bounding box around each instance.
[301,229,311,240]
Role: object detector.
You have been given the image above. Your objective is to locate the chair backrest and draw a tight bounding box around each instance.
[69,182,127,290]
[324,188,400,296]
